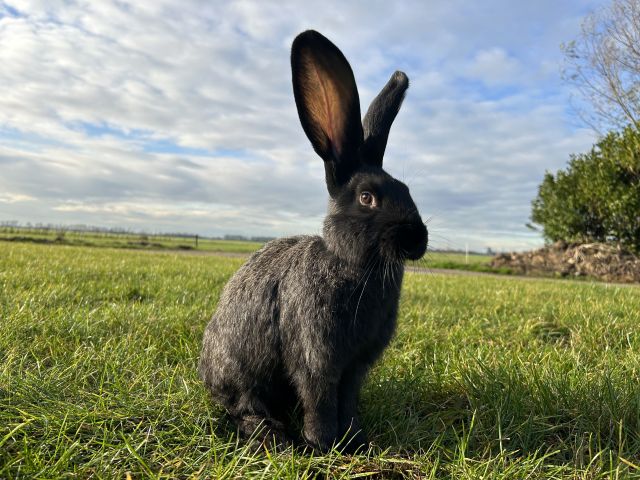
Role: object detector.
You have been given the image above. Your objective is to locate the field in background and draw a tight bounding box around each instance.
[0,226,494,272]
[1,242,639,478]
[0,226,264,254]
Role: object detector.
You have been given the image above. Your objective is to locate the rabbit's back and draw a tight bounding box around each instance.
[199,236,311,392]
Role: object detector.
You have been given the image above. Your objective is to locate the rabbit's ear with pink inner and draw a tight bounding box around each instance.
[361,71,409,168]
[291,30,363,194]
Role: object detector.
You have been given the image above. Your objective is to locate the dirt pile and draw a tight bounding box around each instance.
[490,242,640,283]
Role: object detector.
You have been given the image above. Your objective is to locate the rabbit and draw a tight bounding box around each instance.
[198,29,428,453]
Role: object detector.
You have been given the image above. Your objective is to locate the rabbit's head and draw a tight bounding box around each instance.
[291,30,427,264]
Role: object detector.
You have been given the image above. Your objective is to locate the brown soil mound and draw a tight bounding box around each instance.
[490,242,640,283]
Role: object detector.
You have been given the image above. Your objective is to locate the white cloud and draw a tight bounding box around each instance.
[0,192,34,203]
[466,48,522,86]
[0,0,606,251]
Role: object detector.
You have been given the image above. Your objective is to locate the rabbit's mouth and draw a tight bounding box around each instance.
[379,221,428,261]
[397,222,428,260]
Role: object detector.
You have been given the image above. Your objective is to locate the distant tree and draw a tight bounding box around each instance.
[562,0,640,132]
[224,234,248,241]
[250,236,276,243]
[531,126,640,251]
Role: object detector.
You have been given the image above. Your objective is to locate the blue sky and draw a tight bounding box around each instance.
[0,0,606,251]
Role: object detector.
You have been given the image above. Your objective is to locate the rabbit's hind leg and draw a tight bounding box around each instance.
[227,387,293,449]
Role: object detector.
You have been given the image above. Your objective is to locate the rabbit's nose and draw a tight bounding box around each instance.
[397,222,428,260]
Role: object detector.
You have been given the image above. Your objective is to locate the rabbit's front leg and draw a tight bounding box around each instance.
[296,374,339,452]
[338,364,369,451]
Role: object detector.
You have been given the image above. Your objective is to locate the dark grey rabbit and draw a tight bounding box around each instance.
[198,30,428,452]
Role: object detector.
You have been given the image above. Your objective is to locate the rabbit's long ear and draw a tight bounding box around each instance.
[361,71,409,167]
[291,30,363,194]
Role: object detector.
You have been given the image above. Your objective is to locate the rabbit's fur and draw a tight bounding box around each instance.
[198,30,428,452]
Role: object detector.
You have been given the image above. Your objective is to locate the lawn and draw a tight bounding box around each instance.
[0,227,263,254]
[1,242,639,478]
[0,226,494,273]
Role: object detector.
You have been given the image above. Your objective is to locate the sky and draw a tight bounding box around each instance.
[0,0,607,252]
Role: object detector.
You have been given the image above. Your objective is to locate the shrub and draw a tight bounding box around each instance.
[531,126,640,252]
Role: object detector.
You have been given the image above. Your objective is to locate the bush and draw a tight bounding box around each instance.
[531,126,640,252]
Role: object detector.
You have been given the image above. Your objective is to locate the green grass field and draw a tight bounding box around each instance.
[0,227,494,273]
[0,227,263,254]
[2,242,639,478]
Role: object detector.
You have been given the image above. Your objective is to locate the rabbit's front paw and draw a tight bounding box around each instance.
[303,426,338,453]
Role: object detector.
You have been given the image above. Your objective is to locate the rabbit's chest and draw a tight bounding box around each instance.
[341,272,403,351]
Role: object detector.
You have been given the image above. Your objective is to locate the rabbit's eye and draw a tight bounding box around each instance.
[359,191,377,207]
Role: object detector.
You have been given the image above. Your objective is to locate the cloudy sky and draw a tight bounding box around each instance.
[0,0,606,251]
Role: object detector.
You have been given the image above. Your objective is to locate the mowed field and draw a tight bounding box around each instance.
[0,226,494,272]
[0,227,264,254]
[2,242,640,478]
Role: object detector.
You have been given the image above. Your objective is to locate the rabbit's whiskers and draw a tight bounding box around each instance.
[353,257,380,326]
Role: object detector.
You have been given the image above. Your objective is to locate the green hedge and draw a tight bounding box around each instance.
[531,126,640,252]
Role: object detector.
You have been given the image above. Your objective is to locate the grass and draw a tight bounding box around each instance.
[418,250,501,274]
[0,226,495,272]
[1,242,640,478]
[0,227,263,254]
